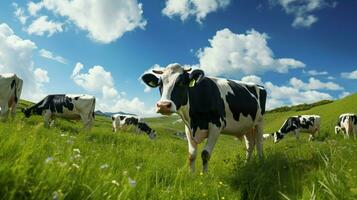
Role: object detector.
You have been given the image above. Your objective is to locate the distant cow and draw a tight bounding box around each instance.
[141,63,267,172]
[272,115,320,143]
[0,73,23,121]
[112,114,156,139]
[335,113,357,139]
[22,94,95,129]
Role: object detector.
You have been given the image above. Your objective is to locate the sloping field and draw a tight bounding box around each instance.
[0,94,356,200]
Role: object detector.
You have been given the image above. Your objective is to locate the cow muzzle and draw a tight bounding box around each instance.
[156,101,174,115]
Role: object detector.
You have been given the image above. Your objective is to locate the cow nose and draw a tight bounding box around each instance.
[156,101,171,109]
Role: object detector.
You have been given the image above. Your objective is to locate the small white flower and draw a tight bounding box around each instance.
[123,170,128,176]
[73,154,81,159]
[111,180,119,187]
[45,157,53,163]
[100,164,109,169]
[60,134,66,137]
[136,165,141,170]
[73,149,80,154]
[66,140,73,144]
[128,177,136,187]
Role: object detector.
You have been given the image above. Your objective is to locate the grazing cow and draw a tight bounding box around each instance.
[272,115,321,143]
[0,73,23,121]
[112,114,156,139]
[22,94,95,129]
[141,63,267,172]
[335,113,357,139]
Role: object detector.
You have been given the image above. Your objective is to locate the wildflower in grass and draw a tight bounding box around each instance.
[123,170,128,176]
[66,140,73,144]
[136,165,141,170]
[60,134,66,137]
[111,180,119,187]
[128,177,137,188]
[73,154,81,159]
[72,163,80,169]
[73,148,80,154]
[200,172,204,176]
[45,157,53,163]
[100,164,109,169]
[219,181,223,185]
[221,197,225,200]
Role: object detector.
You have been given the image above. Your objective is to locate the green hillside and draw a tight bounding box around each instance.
[0,94,356,200]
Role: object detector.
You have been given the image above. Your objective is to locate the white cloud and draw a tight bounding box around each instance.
[162,0,231,23]
[13,3,28,25]
[239,75,334,109]
[28,1,44,16]
[26,16,63,36]
[341,69,357,79]
[303,69,328,76]
[0,23,48,101]
[339,91,350,99]
[35,0,146,43]
[39,49,66,64]
[34,68,50,83]
[71,63,155,117]
[197,28,305,77]
[327,76,335,80]
[289,77,343,91]
[271,0,336,28]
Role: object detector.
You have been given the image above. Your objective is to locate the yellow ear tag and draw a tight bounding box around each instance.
[189,79,196,87]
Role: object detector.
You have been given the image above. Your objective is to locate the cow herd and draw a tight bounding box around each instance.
[0,64,356,173]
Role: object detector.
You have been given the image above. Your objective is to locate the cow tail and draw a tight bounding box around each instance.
[92,98,96,119]
[10,78,18,104]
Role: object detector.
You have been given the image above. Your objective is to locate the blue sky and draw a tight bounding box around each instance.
[0,0,356,116]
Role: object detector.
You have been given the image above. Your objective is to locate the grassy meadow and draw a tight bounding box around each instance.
[0,94,357,200]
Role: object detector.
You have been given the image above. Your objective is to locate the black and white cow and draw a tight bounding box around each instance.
[141,63,267,172]
[272,115,321,143]
[112,114,156,139]
[0,73,23,121]
[22,94,96,129]
[335,113,357,139]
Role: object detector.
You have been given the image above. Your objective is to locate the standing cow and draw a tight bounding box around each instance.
[272,115,321,143]
[335,113,357,139]
[22,94,96,129]
[0,73,23,121]
[141,63,267,172]
[112,114,156,139]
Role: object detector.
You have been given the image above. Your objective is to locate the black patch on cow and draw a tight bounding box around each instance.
[299,116,314,129]
[170,73,189,110]
[245,85,258,99]
[112,116,115,121]
[188,77,226,136]
[137,122,154,135]
[74,96,79,100]
[280,117,300,134]
[124,117,139,126]
[24,95,75,116]
[119,116,126,120]
[226,80,258,122]
[10,79,19,103]
[259,88,267,115]
[352,115,357,125]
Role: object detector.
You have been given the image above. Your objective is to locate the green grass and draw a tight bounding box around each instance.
[1,94,357,200]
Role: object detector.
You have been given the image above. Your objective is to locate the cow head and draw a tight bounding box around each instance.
[272,131,284,143]
[22,108,32,118]
[141,63,204,115]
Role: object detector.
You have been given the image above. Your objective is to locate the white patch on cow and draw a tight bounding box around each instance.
[335,113,357,139]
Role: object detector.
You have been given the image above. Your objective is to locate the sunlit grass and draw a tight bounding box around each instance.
[0,94,356,199]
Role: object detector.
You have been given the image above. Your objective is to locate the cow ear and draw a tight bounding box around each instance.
[141,73,160,88]
[188,69,204,87]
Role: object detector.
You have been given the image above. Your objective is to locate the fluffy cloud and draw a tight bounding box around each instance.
[289,77,343,90]
[34,68,50,83]
[0,23,48,101]
[71,63,155,116]
[341,69,357,79]
[26,0,146,43]
[197,28,305,77]
[39,49,66,64]
[271,0,336,28]
[13,3,28,25]
[26,16,63,36]
[240,75,335,109]
[162,0,230,23]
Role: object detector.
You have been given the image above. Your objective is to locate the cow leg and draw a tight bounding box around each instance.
[10,102,17,120]
[43,111,52,128]
[185,126,197,173]
[255,121,264,160]
[81,114,92,130]
[201,124,220,173]
[0,103,9,122]
[244,130,255,163]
